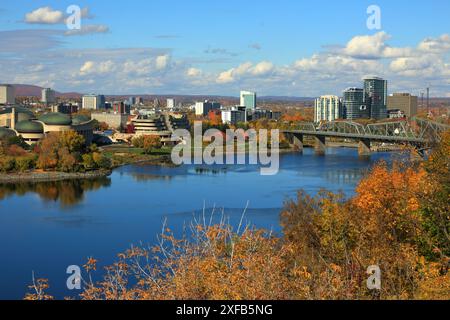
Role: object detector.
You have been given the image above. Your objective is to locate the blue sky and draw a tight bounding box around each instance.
[0,0,449,96]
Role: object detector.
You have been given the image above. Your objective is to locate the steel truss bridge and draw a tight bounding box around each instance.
[283,117,449,156]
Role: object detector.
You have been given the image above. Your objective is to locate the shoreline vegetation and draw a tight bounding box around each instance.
[0,169,112,184]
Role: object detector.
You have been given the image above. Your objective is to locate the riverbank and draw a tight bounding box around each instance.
[0,169,112,184]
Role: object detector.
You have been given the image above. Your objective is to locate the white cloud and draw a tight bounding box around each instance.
[252,61,274,75]
[155,55,170,70]
[186,67,202,77]
[79,61,95,75]
[343,32,412,59]
[418,34,450,53]
[79,60,116,75]
[217,69,235,84]
[216,61,273,83]
[25,7,65,24]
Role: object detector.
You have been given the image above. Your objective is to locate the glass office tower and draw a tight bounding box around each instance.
[363,76,387,119]
[240,91,256,110]
[343,87,368,120]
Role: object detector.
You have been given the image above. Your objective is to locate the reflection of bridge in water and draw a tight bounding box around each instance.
[284,117,449,157]
[323,169,364,185]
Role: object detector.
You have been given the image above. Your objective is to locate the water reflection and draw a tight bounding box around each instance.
[0,178,111,207]
[130,173,174,182]
[323,169,367,185]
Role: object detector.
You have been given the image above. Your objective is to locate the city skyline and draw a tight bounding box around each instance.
[0,1,449,97]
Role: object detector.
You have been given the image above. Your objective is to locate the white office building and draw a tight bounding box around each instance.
[0,84,15,105]
[221,106,247,125]
[82,94,105,110]
[240,90,256,110]
[41,88,56,104]
[195,100,221,116]
[167,98,175,110]
[314,95,342,122]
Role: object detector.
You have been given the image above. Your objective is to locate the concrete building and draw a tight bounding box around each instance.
[41,88,56,104]
[343,88,368,120]
[240,91,256,110]
[387,93,418,118]
[0,85,15,105]
[131,113,189,145]
[195,100,221,116]
[248,109,282,121]
[221,106,247,125]
[82,94,105,110]
[363,76,388,119]
[167,98,175,110]
[314,95,343,122]
[51,103,79,114]
[91,112,129,130]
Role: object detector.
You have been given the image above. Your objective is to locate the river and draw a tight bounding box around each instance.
[0,148,397,299]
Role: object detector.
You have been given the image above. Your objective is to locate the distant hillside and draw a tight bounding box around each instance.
[11,84,82,99]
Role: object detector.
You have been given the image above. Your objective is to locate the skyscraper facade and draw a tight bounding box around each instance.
[363,76,387,119]
[240,91,256,110]
[314,95,342,122]
[343,88,368,120]
[41,88,56,104]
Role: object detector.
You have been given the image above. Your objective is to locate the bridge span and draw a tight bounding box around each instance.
[283,118,449,156]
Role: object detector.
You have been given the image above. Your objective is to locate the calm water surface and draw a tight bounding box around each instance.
[0,148,396,299]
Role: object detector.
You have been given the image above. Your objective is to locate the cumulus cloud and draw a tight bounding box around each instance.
[25,7,65,24]
[252,61,274,75]
[342,32,412,59]
[418,34,450,53]
[64,24,109,36]
[155,55,170,70]
[216,61,273,83]
[186,67,202,77]
[79,60,116,76]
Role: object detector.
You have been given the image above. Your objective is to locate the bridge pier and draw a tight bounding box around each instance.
[292,134,304,153]
[358,139,371,156]
[314,136,326,155]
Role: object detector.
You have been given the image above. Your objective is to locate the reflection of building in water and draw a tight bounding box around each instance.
[323,169,363,185]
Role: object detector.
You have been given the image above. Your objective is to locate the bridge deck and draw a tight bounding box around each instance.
[283,130,427,144]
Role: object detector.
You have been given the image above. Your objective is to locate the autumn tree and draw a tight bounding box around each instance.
[142,135,163,154]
